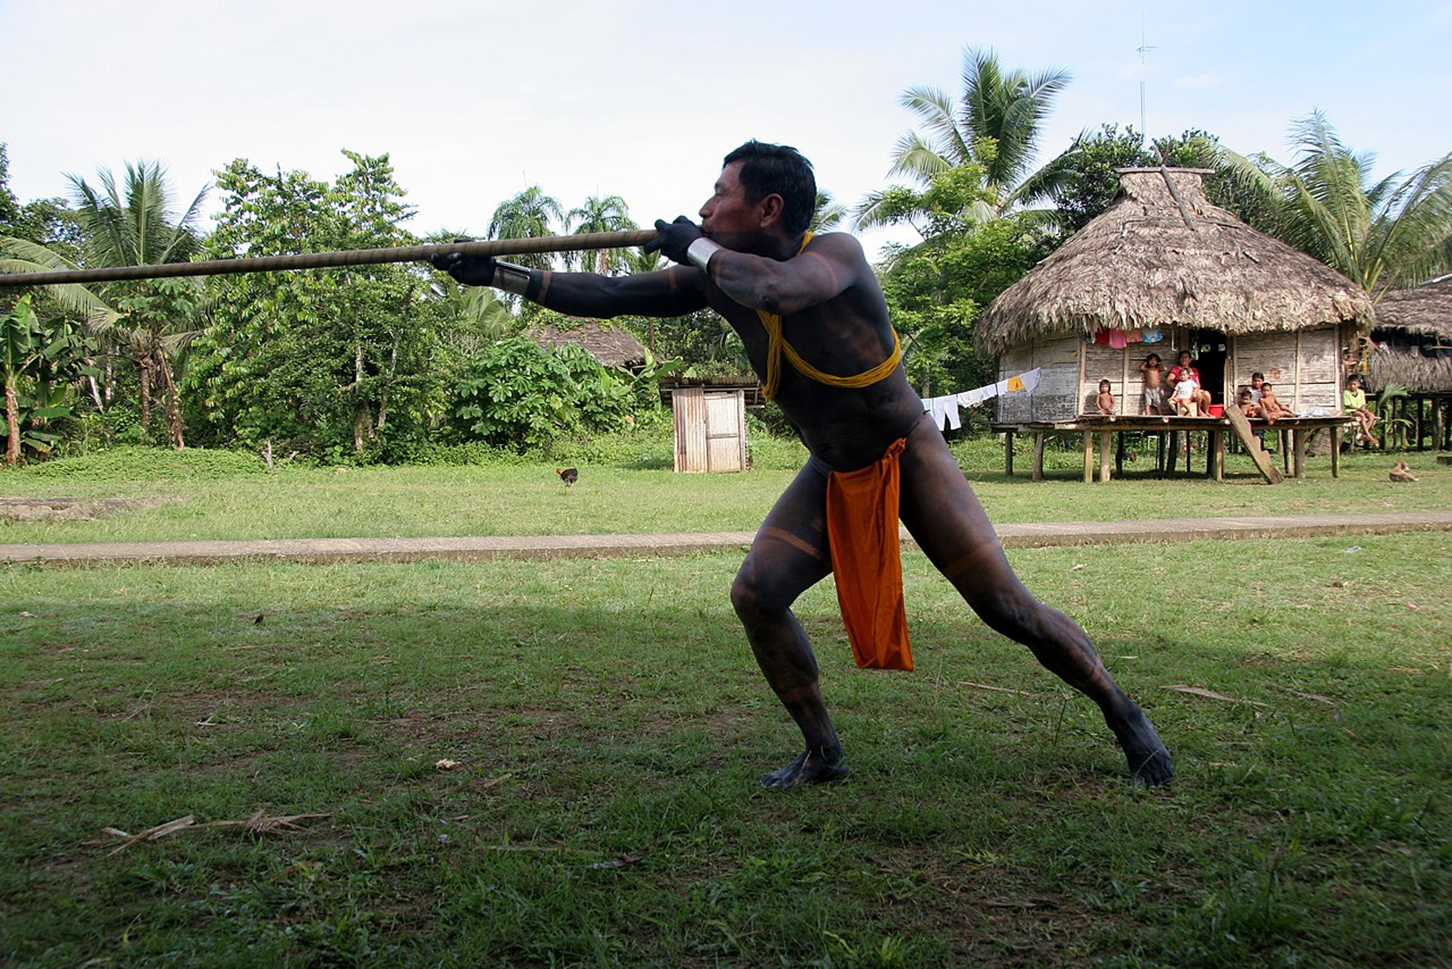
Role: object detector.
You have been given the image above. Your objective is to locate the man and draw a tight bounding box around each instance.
[433,141,1172,788]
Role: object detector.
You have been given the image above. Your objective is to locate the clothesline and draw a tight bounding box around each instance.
[921,368,1042,431]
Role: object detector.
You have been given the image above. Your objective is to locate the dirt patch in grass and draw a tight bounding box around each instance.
[0,496,178,522]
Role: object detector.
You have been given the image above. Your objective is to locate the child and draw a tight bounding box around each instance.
[1236,388,1260,418]
[1169,367,1200,416]
[1139,353,1164,415]
[1258,382,1298,423]
[1343,375,1379,446]
[1248,372,1265,404]
[1168,350,1213,415]
[1096,379,1116,415]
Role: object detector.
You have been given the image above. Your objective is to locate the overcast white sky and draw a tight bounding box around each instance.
[2,0,1448,259]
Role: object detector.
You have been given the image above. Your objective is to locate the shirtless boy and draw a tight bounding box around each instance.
[1259,382,1298,423]
[1140,354,1164,415]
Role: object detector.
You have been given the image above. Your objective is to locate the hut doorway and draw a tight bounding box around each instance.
[1190,330,1228,405]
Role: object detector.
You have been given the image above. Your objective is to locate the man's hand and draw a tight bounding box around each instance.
[430,239,498,288]
[644,216,704,266]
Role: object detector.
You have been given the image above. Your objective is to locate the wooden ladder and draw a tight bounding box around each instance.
[1224,405,1283,484]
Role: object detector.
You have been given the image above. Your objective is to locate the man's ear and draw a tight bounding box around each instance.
[757,193,785,229]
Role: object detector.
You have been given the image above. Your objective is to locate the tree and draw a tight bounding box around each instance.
[566,195,637,274]
[65,161,208,447]
[857,48,1071,230]
[1,295,36,465]
[810,191,848,232]
[1220,112,1452,297]
[880,211,1054,402]
[488,186,564,271]
[192,152,443,459]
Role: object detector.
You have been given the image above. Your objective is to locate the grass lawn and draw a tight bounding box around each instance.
[2,494,1449,964]
[0,436,1449,544]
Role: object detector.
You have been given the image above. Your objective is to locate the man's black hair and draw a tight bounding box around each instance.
[723,140,817,235]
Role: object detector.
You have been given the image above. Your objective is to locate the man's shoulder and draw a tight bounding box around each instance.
[804,231,867,259]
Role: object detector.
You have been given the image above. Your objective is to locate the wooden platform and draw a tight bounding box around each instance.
[991,415,1356,483]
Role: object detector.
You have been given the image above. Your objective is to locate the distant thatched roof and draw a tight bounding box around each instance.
[978,168,1375,354]
[526,319,646,368]
[1369,350,1452,394]
[1374,277,1452,341]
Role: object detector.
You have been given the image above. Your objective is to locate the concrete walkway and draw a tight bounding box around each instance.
[3,510,1450,567]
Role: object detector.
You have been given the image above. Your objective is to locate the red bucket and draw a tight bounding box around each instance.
[1207,404,1224,417]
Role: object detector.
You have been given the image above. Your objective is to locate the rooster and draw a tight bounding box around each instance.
[1388,461,1417,483]
[556,467,579,486]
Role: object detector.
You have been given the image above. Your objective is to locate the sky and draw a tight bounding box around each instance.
[2,0,1449,259]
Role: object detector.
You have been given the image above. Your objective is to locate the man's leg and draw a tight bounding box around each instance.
[897,420,1173,785]
[732,461,848,787]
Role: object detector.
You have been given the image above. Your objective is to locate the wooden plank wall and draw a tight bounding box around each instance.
[1230,326,1341,414]
[996,336,1081,422]
[995,325,1345,422]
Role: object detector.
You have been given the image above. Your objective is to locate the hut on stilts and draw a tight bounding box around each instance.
[1367,276,1452,451]
[978,168,1375,482]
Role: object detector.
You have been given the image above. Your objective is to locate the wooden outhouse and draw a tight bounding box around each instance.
[671,386,748,473]
[980,168,1375,423]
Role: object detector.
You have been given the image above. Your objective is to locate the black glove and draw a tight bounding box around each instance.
[430,238,497,287]
[644,216,704,266]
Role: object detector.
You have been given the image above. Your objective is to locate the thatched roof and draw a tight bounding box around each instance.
[978,168,1375,354]
[1369,350,1452,394]
[526,319,646,368]
[1374,277,1452,341]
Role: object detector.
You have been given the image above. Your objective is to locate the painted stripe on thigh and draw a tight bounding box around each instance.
[757,525,831,567]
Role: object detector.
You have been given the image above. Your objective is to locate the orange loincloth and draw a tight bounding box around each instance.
[825,438,913,671]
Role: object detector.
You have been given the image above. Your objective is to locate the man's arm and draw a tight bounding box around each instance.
[530,267,709,319]
[647,218,866,316]
[432,250,709,319]
[705,234,866,317]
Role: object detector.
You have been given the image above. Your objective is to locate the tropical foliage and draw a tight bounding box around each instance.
[857,48,1072,231]
[1220,112,1452,296]
[188,152,445,460]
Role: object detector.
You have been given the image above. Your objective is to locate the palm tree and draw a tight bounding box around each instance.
[810,191,849,232]
[68,160,208,447]
[566,195,637,274]
[1220,112,1452,298]
[488,187,564,270]
[857,48,1071,230]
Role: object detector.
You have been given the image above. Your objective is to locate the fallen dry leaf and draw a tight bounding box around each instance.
[960,681,1037,697]
[435,759,462,771]
[1160,684,1267,707]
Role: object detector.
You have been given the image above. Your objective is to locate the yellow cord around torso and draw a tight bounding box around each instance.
[754,232,902,400]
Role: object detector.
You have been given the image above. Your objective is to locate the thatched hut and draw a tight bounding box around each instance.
[526,319,646,369]
[979,168,1375,423]
[1370,276,1452,394]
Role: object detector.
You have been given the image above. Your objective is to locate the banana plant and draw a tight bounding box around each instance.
[2,297,37,465]
[1,296,79,464]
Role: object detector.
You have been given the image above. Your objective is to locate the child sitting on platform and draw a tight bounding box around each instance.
[1258,382,1298,423]
[1169,368,1200,416]
[1343,374,1379,447]
[1097,379,1116,415]
[1237,387,1260,418]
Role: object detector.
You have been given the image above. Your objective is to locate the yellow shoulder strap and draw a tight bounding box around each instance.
[755,233,902,400]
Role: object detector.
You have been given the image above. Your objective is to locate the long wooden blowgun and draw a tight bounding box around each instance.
[0,229,659,287]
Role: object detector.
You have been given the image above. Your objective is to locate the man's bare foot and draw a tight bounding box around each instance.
[760,748,850,788]
[1109,706,1174,786]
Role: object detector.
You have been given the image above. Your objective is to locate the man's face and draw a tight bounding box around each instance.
[699,162,763,243]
